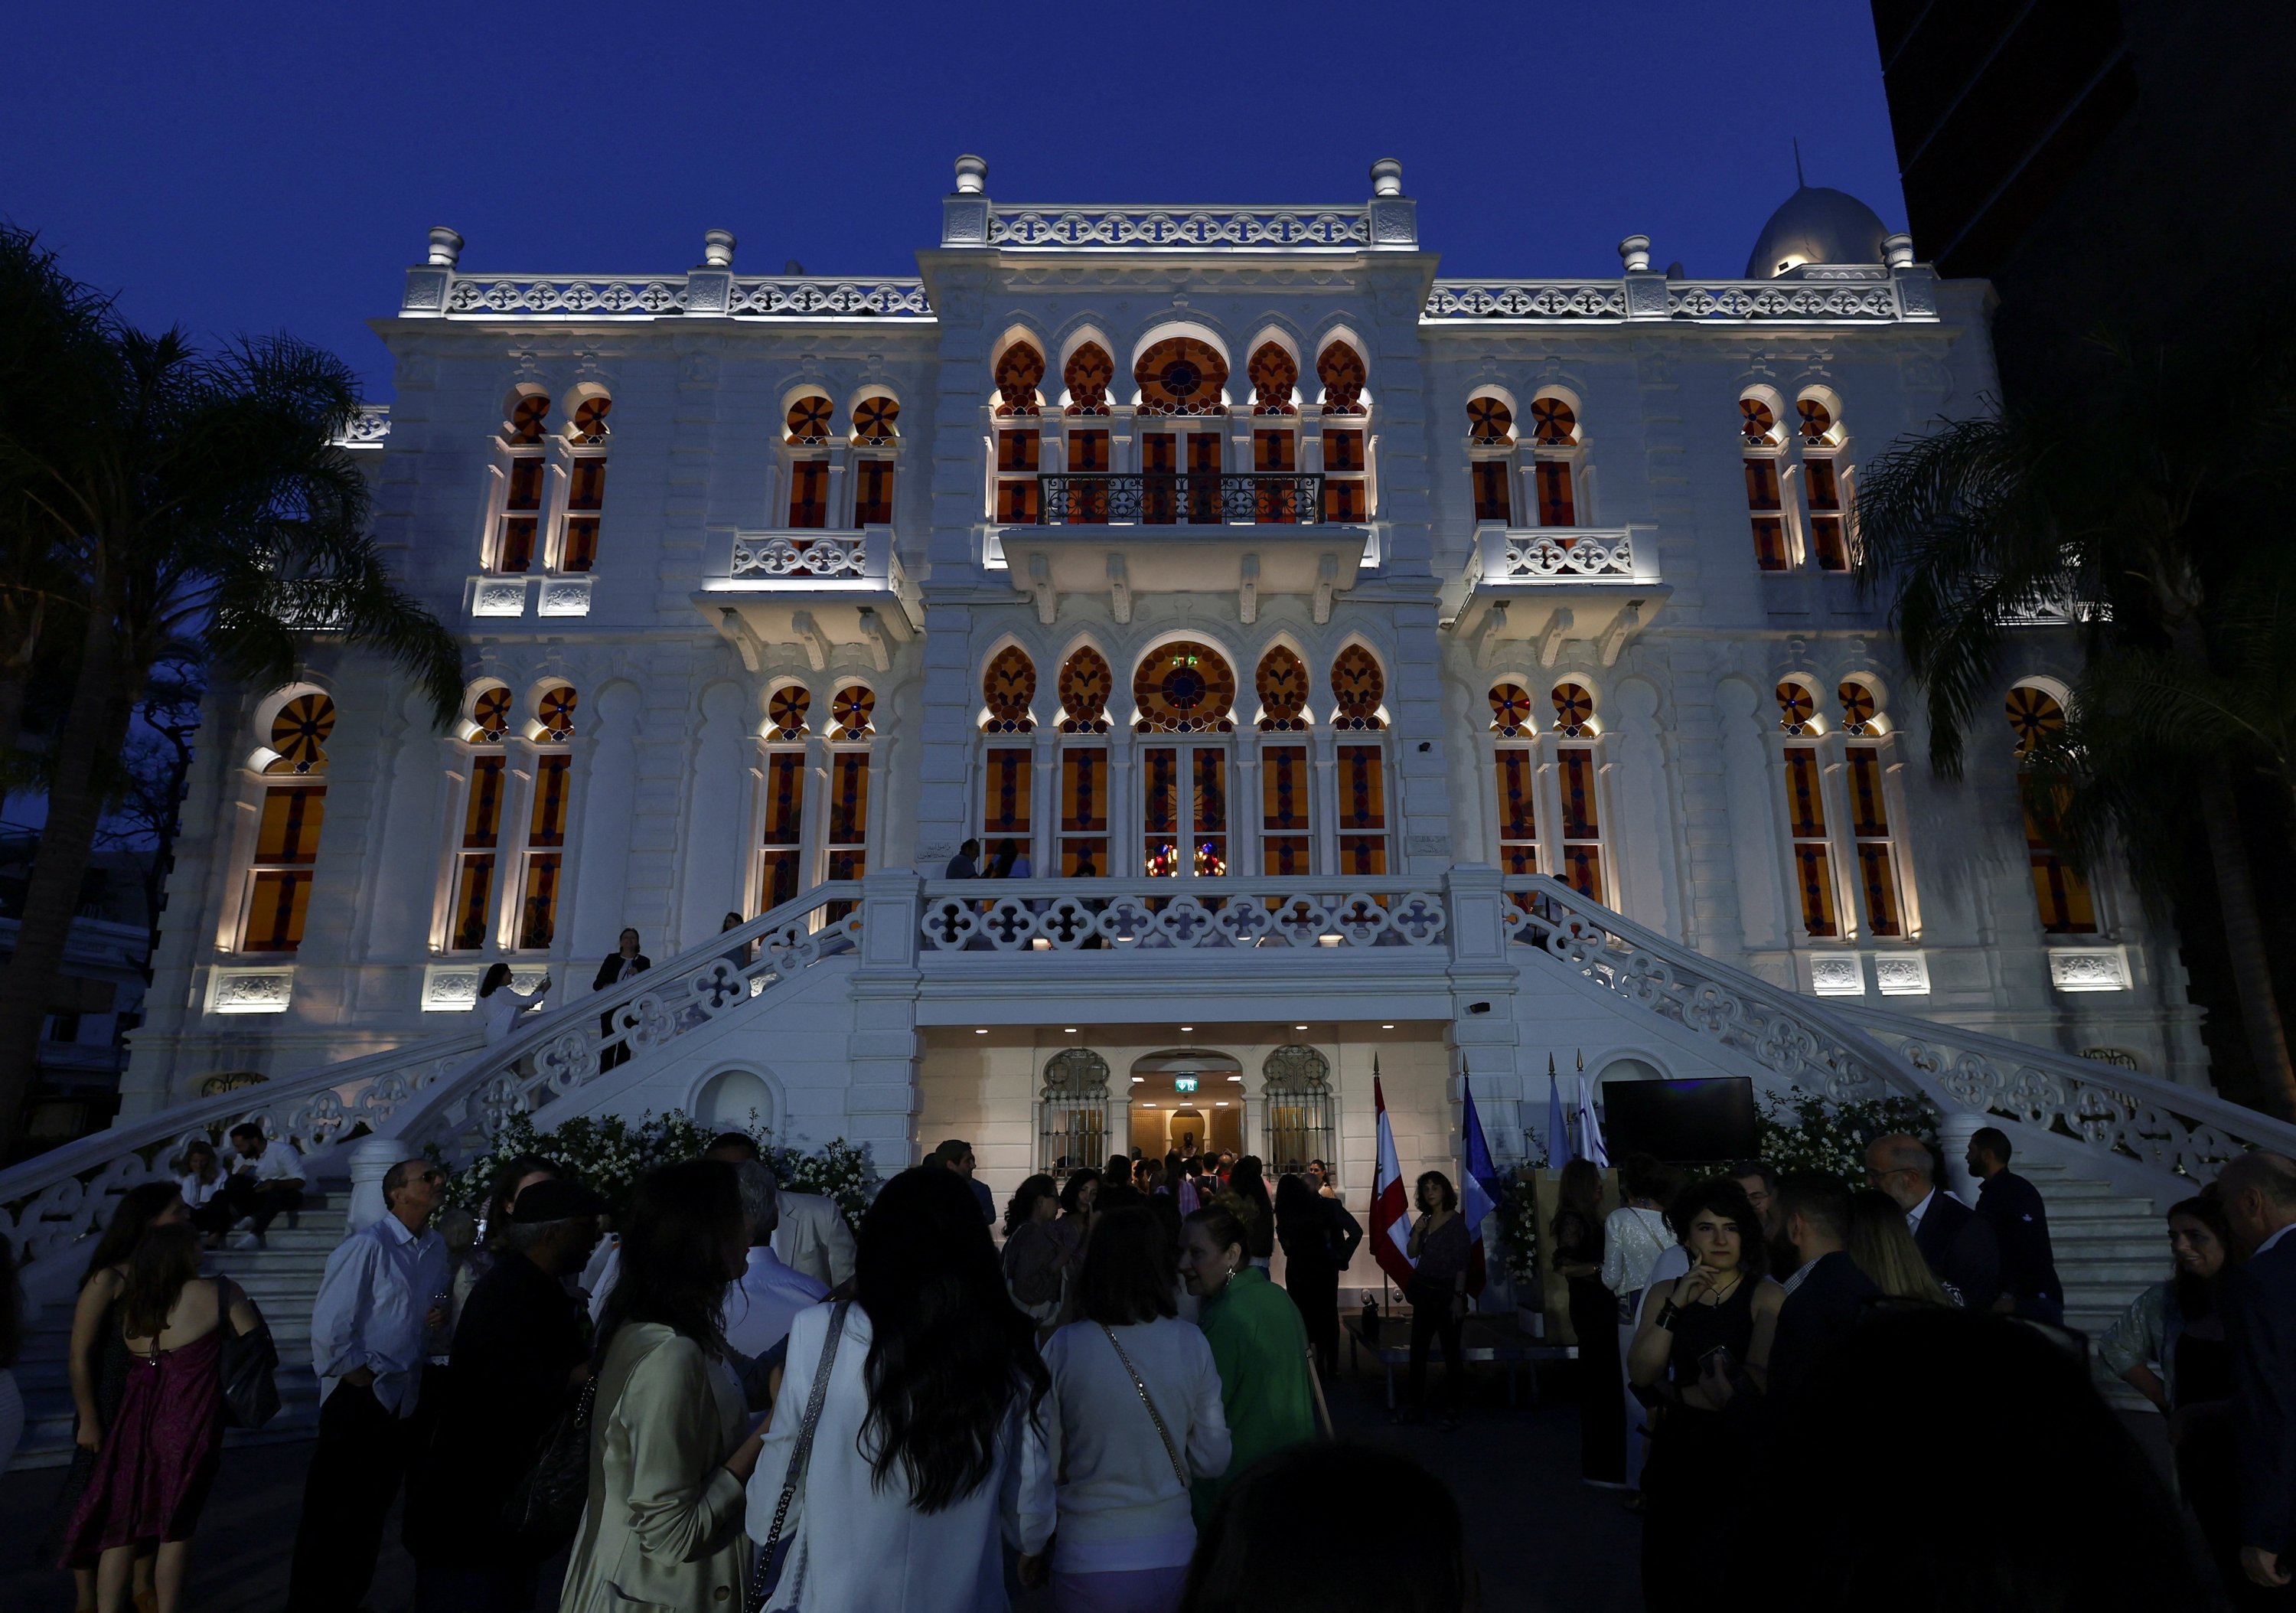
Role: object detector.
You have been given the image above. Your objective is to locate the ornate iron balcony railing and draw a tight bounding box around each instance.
[1035,472,1326,526]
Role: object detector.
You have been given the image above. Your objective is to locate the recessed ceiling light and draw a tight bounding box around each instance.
[1140,1102,1157,1108]
[1063,1027,1078,1033]
[1179,1025,1193,1031]
[1295,1024,1309,1030]
[1215,1101,1230,1108]
[974,1028,988,1035]
[1131,1076,1145,1082]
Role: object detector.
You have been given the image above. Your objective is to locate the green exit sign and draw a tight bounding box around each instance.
[1174,1076,1199,1093]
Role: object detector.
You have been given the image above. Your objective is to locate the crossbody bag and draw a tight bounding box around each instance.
[1099,1324,1188,1488]
[748,1299,853,1612]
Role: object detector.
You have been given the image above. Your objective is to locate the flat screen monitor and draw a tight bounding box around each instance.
[1599,1076,1758,1165]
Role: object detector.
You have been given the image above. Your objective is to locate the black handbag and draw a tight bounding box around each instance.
[216,1277,282,1429]
[502,1373,597,1547]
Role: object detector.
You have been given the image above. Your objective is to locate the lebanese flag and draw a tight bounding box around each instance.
[1370,1073,1416,1291]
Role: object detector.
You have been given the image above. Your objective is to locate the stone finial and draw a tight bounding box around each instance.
[1369,158,1404,198]
[954,154,989,194]
[703,230,737,268]
[1883,232,1915,270]
[1617,235,1652,273]
[427,227,465,268]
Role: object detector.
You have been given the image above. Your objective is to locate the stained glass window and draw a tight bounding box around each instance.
[1255,647,1310,731]
[1058,647,1113,733]
[1551,684,1594,736]
[507,393,550,443]
[528,755,571,849]
[1253,429,1298,523]
[853,459,895,525]
[1133,337,1229,416]
[1847,746,1903,935]
[2006,686,2066,753]
[517,853,563,950]
[1495,747,1538,874]
[1193,750,1229,876]
[1783,747,1837,935]
[244,778,321,952]
[1248,343,1297,414]
[1739,397,1777,443]
[996,341,1045,416]
[519,753,572,949]
[1472,461,1514,524]
[826,753,869,882]
[983,646,1037,731]
[1063,344,1113,415]
[758,749,806,913]
[1557,748,1601,898]
[996,429,1041,524]
[497,453,543,573]
[1489,683,1534,736]
[563,454,605,573]
[1838,680,1877,734]
[1531,397,1577,445]
[570,396,612,442]
[536,686,578,741]
[1805,457,1849,571]
[1322,429,1367,521]
[982,748,1032,841]
[1068,429,1110,523]
[1060,749,1107,877]
[266,694,334,775]
[768,684,811,741]
[787,458,830,528]
[451,753,505,951]
[830,686,875,740]
[1798,398,1834,442]
[1262,744,1312,875]
[1746,456,1787,570]
[1777,682,1815,734]
[786,395,832,444]
[471,687,512,743]
[852,396,899,445]
[1534,459,1576,527]
[1133,642,1235,733]
[1331,646,1385,730]
[1143,747,1180,877]
[1467,397,1513,442]
[1316,342,1366,414]
[1337,745,1387,876]
[2007,687,2096,933]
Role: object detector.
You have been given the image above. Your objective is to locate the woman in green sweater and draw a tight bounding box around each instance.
[1179,1200,1319,1523]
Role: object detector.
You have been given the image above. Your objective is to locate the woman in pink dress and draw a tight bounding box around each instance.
[58,1221,265,1613]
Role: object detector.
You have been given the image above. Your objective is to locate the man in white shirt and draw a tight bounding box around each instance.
[189,1122,307,1249]
[704,1130,855,1291]
[726,1161,827,1363]
[287,1157,452,1613]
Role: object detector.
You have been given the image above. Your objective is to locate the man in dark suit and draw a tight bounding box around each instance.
[1965,1125,2063,1324]
[2222,1151,2296,1590]
[1864,1133,2000,1311]
[1766,1172,1882,1406]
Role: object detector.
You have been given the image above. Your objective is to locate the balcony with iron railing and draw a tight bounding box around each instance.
[1035,472,1326,527]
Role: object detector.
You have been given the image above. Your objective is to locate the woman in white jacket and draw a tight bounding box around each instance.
[1038,1205,1230,1613]
[748,1165,1052,1613]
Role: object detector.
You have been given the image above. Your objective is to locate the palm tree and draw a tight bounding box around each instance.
[1854,334,2296,1117]
[0,281,462,1156]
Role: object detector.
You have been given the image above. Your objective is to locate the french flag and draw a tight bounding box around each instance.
[1370,1069,1416,1291]
[1459,1073,1502,1299]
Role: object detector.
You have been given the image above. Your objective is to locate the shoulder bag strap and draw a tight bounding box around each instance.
[1100,1324,1189,1489]
[751,1299,852,1611]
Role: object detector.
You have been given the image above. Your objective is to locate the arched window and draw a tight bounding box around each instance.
[448,686,510,952]
[995,341,1046,524]
[1134,337,1229,417]
[1248,344,1302,521]
[1798,393,1850,572]
[825,686,873,913]
[1137,338,1229,525]
[1330,645,1385,730]
[1056,646,1112,876]
[1262,1044,1336,1181]
[1039,1047,1111,1179]
[494,391,550,573]
[242,694,334,952]
[1838,680,1903,936]
[852,394,899,526]
[1776,681,1835,936]
[758,686,810,913]
[784,393,834,527]
[1317,341,1368,520]
[1135,642,1237,878]
[2007,685,2098,934]
[1257,647,1313,876]
[1528,395,1578,527]
[1248,343,1297,414]
[1467,395,1515,524]
[1551,683,1604,896]
[1332,648,1390,875]
[1742,395,1789,570]
[1062,343,1113,416]
[559,393,611,572]
[518,685,577,950]
[980,648,1037,867]
[1490,683,1538,876]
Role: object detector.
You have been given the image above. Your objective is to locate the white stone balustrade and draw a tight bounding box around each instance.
[1424,271,1938,324]
[918,877,1451,953]
[401,273,933,321]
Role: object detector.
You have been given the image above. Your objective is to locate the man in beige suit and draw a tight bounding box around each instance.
[703,1133,855,1291]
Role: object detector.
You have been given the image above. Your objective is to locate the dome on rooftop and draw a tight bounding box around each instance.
[1745,185,1891,279]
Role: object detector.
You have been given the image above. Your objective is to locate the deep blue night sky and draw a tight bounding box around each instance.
[7,3,1906,400]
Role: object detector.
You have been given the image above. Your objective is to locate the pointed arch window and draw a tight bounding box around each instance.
[785,395,834,528]
[1551,684,1603,898]
[1318,341,1368,520]
[980,647,1037,864]
[517,686,577,951]
[1490,684,1538,876]
[449,687,510,952]
[1136,643,1235,879]
[1063,343,1113,416]
[1248,343,1298,415]
[1529,397,1577,526]
[1741,396,1789,570]
[1467,396,1515,524]
[1838,681,1903,936]
[494,393,550,573]
[852,395,898,525]
[1257,646,1315,875]
[1262,1045,1336,1181]
[2007,686,2098,934]
[825,687,873,915]
[994,341,1046,524]
[1776,681,1836,936]
[758,686,810,913]
[1056,648,1112,877]
[242,694,334,952]
[1798,395,1851,572]
[559,394,611,572]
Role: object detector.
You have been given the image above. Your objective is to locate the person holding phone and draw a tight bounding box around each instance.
[1626,1176,1782,1606]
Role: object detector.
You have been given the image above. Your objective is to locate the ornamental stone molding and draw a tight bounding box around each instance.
[1261,1043,1332,1093]
[2049,949,2130,993]
[1042,1047,1111,1098]
[1808,954,1864,997]
[206,968,295,1015]
[538,578,595,618]
[1874,953,1931,997]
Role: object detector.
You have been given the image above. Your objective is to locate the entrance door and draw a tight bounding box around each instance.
[1141,743,1229,877]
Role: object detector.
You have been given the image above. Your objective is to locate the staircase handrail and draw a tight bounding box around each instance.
[1835,998,2292,1187]
[1500,877,1957,1109]
[0,886,861,1269]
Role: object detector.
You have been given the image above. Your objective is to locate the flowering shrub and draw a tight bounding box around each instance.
[446,1110,879,1230]
[1495,1170,1542,1286]
[1754,1088,1941,1186]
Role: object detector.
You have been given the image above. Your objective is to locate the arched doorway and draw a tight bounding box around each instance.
[1128,1047,1243,1158]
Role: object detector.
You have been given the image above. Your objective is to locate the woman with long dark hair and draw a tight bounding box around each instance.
[748,1165,1052,1612]
[1178,1200,1316,1526]
[1226,1158,1275,1272]
[1627,1177,1782,1605]
[476,960,550,1043]
[1005,1172,1072,1328]
[44,1180,188,1611]
[1401,1171,1472,1429]
[1274,1172,1362,1381]
[1551,1158,1625,1485]
[559,1159,764,1613]
[57,1221,265,1612]
[1038,1206,1231,1612]
[2099,1194,2249,1603]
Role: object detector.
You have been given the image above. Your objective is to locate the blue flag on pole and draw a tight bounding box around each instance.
[1460,1074,1502,1298]
[1544,1053,1571,1167]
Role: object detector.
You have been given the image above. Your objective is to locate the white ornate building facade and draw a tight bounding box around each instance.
[119,158,2207,1212]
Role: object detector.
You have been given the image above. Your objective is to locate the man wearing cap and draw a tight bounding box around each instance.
[405,1177,603,1611]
